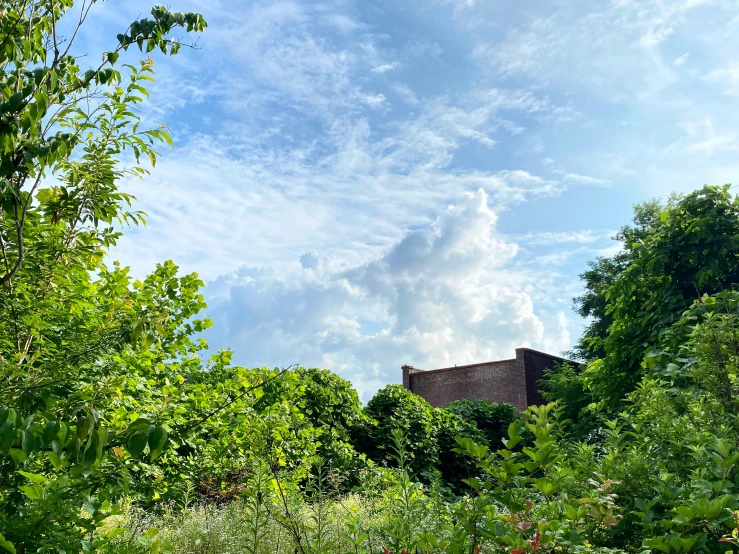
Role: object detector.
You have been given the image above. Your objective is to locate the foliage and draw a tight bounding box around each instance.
[563,186,739,409]
[109,185,739,554]
[444,399,517,449]
[356,384,487,490]
[2,0,739,548]
[356,385,440,479]
[541,364,603,440]
[0,0,213,550]
[258,367,370,486]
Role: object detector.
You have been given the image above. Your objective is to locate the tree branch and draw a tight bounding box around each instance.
[175,365,294,436]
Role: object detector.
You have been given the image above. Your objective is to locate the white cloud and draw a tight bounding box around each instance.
[683,118,739,155]
[203,190,572,400]
[362,93,387,108]
[673,52,690,67]
[391,83,420,105]
[78,0,739,402]
[703,60,739,96]
[470,0,714,99]
[328,13,361,33]
[516,230,614,245]
[561,172,612,186]
[372,62,401,73]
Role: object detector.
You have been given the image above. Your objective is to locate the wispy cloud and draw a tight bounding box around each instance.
[469,0,715,99]
[372,62,401,73]
[702,60,739,96]
[673,52,690,67]
[560,172,612,186]
[515,230,614,245]
[391,83,420,105]
[683,118,739,155]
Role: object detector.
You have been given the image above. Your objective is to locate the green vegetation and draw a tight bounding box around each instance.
[2,1,739,553]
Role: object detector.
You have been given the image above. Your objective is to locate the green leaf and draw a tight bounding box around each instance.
[0,421,12,454]
[48,451,63,469]
[9,448,26,465]
[2,92,24,113]
[42,421,60,446]
[83,430,101,467]
[0,532,16,554]
[147,425,168,461]
[127,417,151,433]
[20,484,44,500]
[18,470,47,485]
[126,430,148,458]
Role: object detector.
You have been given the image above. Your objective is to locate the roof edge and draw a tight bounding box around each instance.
[516,347,579,365]
[408,358,517,375]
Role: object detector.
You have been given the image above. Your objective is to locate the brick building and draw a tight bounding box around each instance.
[401,348,576,411]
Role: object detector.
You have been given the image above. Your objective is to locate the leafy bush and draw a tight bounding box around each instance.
[356,384,486,490]
[443,399,517,448]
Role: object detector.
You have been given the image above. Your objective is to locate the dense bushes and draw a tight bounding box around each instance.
[355,385,517,492]
[114,303,739,553]
[443,399,517,448]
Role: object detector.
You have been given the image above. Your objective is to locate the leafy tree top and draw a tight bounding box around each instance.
[572,185,739,406]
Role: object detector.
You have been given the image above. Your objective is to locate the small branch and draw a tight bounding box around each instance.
[59,0,94,60]
[0,198,25,286]
[0,229,21,350]
[0,0,32,57]
[175,365,293,436]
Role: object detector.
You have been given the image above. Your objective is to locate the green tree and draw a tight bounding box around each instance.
[356,385,440,479]
[563,186,739,410]
[0,1,211,550]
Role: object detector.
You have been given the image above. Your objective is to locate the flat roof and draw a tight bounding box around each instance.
[405,348,577,375]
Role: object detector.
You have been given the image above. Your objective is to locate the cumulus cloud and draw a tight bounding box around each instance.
[203,189,572,400]
[112,84,572,281]
[83,0,739,403]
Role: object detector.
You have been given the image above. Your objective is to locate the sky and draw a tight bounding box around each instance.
[77,0,739,400]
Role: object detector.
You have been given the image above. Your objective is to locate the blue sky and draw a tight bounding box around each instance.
[80,0,739,400]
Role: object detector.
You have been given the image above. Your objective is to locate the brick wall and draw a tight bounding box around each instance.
[406,358,528,410]
[404,348,575,410]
